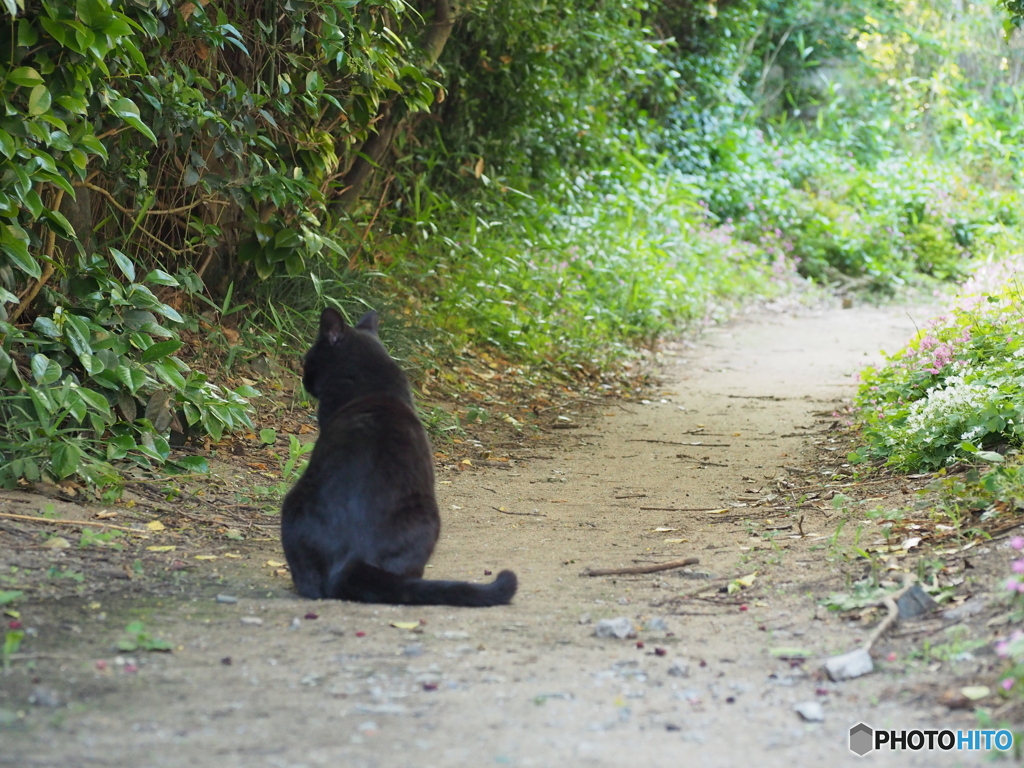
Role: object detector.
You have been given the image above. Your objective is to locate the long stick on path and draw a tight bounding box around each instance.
[581,557,699,577]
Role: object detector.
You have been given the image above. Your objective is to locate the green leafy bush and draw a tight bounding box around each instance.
[853,273,1024,469]
[380,148,788,366]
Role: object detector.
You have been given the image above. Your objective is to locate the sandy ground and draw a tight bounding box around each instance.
[0,301,1007,767]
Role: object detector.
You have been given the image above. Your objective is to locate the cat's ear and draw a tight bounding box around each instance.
[355,311,379,336]
[319,307,346,345]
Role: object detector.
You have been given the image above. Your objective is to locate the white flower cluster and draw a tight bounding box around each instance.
[903,374,1001,442]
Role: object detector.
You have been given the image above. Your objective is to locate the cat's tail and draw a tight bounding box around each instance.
[330,562,517,607]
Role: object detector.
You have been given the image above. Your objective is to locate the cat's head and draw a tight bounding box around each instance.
[302,308,410,414]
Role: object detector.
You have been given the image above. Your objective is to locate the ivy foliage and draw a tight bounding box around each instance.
[0,0,440,487]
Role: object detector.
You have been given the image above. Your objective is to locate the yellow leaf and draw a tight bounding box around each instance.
[146,520,165,531]
[4,609,21,619]
[194,555,217,561]
[664,538,688,544]
[147,545,176,552]
[223,553,243,559]
[706,509,729,514]
[961,686,990,701]
[265,559,285,568]
[461,459,473,466]
[734,572,758,588]
[390,621,421,630]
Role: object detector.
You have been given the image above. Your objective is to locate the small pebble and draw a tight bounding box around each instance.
[215,595,238,604]
[594,617,637,640]
[668,659,690,677]
[28,687,61,707]
[794,701,825,722]
[240,617,263,627]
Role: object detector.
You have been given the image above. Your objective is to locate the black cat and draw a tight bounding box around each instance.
[280,307,517,607]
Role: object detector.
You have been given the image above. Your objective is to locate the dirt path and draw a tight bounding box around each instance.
[3,301,990,767]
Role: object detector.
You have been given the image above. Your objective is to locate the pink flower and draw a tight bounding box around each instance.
[1013,559,1024,574]
[997,640,1010,657]
[1011,537,1024,551]
[1003,678,1015,691]
[1006,577,1019,592]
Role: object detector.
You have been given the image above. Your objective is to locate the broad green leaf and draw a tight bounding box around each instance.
[274,228,302,250]
[27,85,52,116]
[0,347,12,380]
[109,248,135,281]
[141,340,182,363]
[7,67,43,87]
[0,129,15,158]
[41,210,76,240]
[33,316,61,338]
[107,434,136,461]
[152,359,186,390]
[144,269,178,287]
[168,456,209,474]
[50,441,82,479]
[1,227,39,278]
[76,387,111,416]
[31,354,51,384]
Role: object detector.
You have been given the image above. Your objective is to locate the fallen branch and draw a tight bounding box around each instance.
[491,506,547,517]
[628,439,731,447]
[0,512,150,536]
[581,557,699,577]
[864,580,915,652]
[640,506,725,512]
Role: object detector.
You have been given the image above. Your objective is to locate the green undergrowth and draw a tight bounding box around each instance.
[853,260,1024,470]
[375,152,793,368]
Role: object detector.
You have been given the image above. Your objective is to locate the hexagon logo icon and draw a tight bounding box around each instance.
[850,722,874,756]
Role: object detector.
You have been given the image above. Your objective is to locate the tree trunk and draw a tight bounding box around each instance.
[335,0,456,210]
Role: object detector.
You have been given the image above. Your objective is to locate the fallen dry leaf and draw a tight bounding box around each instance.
[390,621,421,630]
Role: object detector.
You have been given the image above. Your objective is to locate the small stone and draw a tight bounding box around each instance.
[594,617,637,640]
[403,643,425,657]
[578,613,592,625]
[215,594,238,604]
[823,648,873,681]
[289,617,301,630]
[668,659,690,677]
[28,687,61,708]
[794,701,824,722]
[645,616,669,632]
[240,616,263,627]
[896,584,938,620]
[943,600,986,622]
